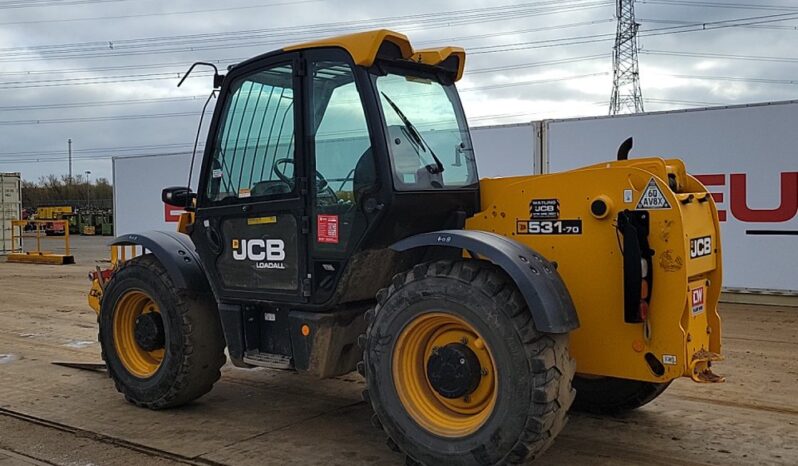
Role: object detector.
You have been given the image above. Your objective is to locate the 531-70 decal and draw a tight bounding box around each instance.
[517,219,582,235]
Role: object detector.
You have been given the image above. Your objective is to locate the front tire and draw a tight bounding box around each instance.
[99,254,226,409]
[361,260,575,465]
[571,375,671,414]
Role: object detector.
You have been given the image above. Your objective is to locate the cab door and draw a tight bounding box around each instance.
[303,49,382,303]
[193,55,309,303]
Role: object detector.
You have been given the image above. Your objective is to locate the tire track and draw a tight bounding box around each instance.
[0,407,224,466]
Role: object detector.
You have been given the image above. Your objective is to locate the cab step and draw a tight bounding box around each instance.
[243,351,292,370]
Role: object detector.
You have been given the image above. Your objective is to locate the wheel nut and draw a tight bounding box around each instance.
[481,368,488,376]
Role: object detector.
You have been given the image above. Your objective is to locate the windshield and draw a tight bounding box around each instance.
[373,72,477,190]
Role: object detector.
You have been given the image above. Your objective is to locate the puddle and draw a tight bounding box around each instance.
[64,340,95,349]
[0,354,21,364]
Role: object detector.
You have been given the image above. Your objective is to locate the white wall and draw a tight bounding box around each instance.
[471,122,539,177]
[544,101,798,293]
[113,153,197,237]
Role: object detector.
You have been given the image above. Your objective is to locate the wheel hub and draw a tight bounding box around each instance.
[426,343,482,399]
[134,312,165,352]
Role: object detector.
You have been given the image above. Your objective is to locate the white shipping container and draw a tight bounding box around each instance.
[1,172,22,254]
[542,100,798,294]
[471,122,541,178]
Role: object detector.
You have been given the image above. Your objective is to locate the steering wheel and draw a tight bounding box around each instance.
[272,158,338,203]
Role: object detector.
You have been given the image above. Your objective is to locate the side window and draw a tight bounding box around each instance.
[207,63,295,202]
[310,60,374,252]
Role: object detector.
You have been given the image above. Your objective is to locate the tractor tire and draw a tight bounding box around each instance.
[98,254,226,409]
[571,375,671,414]
[360,260,575,465]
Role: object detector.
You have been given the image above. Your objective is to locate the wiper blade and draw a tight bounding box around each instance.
[381,92,445,175]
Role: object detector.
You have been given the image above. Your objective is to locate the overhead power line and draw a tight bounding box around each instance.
[639,17,798,30]
[0,142,202,158]
[0,95,207,112]
[0,1,613,61]
[660,73,798,85]
[645,97,726,107]
[641,49,798,63]
[0,0,125,9]
[0,72,607,126]
[0,20,614,78]
[0,0,323,25]
[469,11,798,54]
[639,0,798,12]
[0,54,610,90]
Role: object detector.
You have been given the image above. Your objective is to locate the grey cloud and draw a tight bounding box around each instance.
[1,0,797,180]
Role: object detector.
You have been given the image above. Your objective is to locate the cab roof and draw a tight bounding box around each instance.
[281,29,466,81]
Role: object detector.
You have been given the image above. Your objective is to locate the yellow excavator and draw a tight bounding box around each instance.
[87,30,723,464]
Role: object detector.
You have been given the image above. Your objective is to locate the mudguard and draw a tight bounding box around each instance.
[391,229,579,334]
[110,230,210,293]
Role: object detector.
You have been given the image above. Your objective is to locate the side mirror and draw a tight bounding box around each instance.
[162,186,196,208]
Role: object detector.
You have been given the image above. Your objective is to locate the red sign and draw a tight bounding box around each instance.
[317,214,339,244]
[164,203,185,222]
[695,172,798,223]
[691,287,705,316]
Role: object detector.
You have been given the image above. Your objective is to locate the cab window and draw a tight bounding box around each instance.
[310,58,375,254]
[206,63,296,202]
[373,72,477,191]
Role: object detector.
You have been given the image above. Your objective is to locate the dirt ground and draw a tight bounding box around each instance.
[0,236,796,465]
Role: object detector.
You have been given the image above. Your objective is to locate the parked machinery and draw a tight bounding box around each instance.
[87,30,723,464]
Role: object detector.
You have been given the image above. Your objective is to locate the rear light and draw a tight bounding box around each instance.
[618,210,653,324]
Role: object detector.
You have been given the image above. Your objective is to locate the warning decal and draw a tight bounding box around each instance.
[317,214,339,244]
[636,178,671,210]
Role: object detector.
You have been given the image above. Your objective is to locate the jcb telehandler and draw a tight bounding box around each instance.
[88,30,723,464]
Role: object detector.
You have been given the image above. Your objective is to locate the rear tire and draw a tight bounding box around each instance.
[571,375,671,414]
[99,254,226,409]
[361,260,575,465]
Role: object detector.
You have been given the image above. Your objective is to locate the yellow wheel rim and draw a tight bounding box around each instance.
[392,312,497,438]
[112,290,164,378]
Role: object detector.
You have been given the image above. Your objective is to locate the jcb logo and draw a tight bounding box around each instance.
[232,239,286,262]
[689,236,712,259]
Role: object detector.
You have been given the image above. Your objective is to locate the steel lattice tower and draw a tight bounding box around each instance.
[609,0,644,114]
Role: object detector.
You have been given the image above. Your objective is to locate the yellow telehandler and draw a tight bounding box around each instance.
[88,30,723,464]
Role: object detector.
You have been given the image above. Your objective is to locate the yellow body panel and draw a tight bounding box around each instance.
[466,158,722,383]
[284,29,464,81]
[36,206,72,220]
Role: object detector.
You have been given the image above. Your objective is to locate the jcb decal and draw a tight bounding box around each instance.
[232,239,286,269]
[689,236,712,259]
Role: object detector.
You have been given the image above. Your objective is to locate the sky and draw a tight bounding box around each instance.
[1,0,797,182]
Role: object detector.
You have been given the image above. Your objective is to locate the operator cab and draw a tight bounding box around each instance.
[188,30,480,308]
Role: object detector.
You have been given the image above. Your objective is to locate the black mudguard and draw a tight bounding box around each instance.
[391,229,579,334]
[109,230,210,294]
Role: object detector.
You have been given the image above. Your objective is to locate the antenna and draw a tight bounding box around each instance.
[609,0,644,115]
